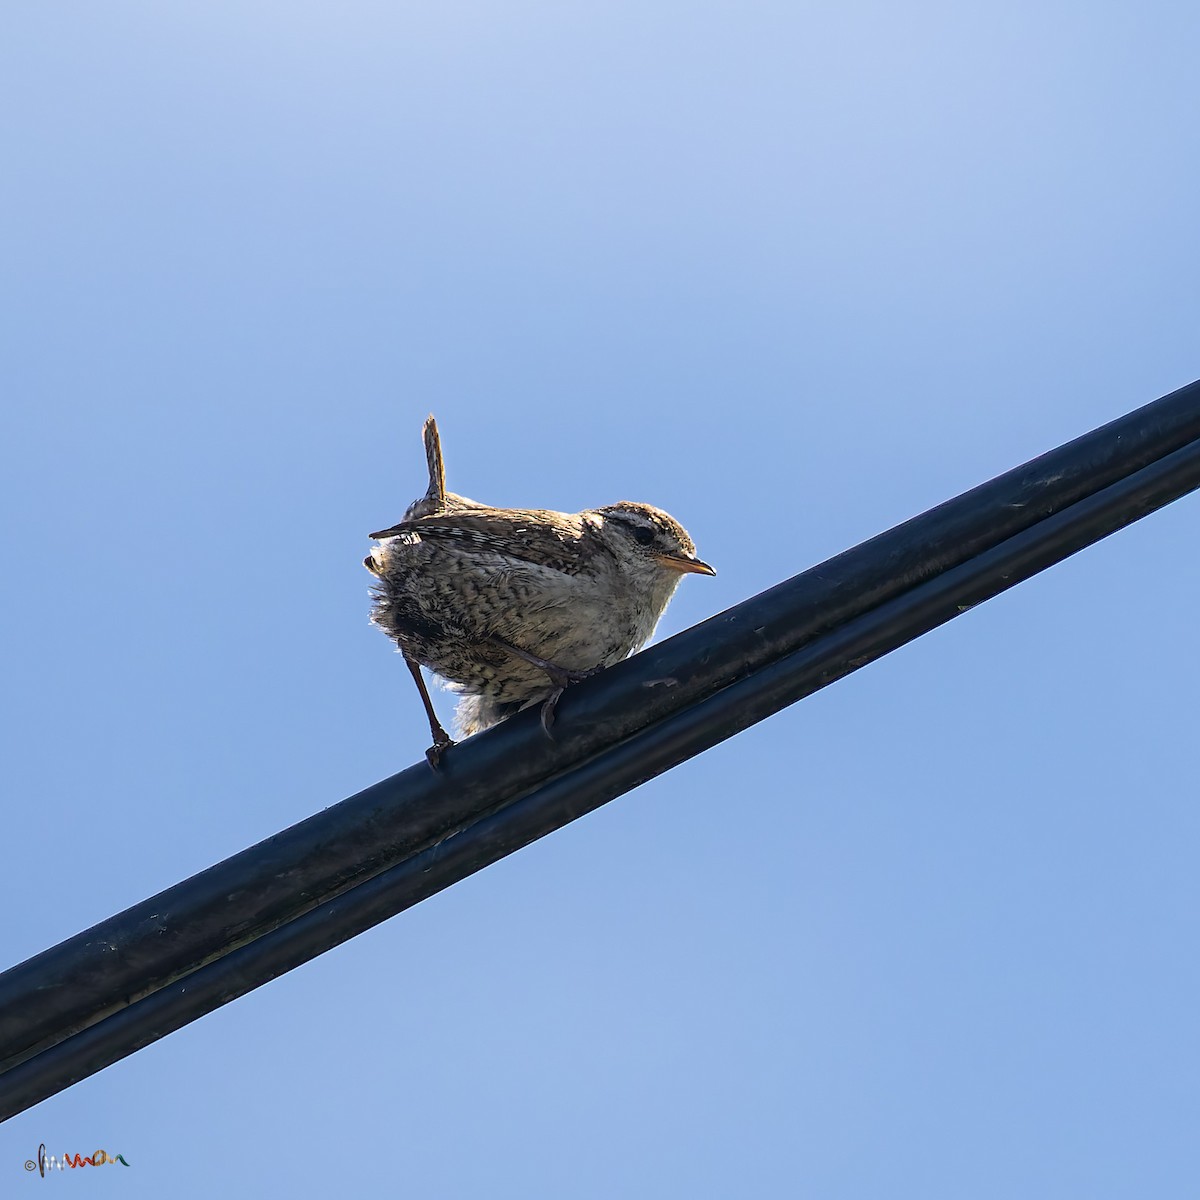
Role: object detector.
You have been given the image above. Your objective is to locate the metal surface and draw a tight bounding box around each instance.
[2,378,1198,1120]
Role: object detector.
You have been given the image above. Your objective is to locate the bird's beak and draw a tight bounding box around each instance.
[654,552,716,577]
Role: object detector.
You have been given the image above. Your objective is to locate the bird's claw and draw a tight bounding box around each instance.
[425,730,455,771]
[545,664,601,689]
[538,666,603,738]
[539,688,564,738]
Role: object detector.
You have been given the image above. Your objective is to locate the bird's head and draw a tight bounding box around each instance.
[594,502,715,588]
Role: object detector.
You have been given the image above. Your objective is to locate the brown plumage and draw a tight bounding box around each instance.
[367,417,714,766]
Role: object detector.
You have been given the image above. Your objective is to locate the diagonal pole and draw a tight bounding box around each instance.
[2,379,1199,1120]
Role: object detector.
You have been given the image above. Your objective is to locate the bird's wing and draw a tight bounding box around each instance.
[369,509,600,575]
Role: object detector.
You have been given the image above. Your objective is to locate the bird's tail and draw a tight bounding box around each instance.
[422,415,446,507]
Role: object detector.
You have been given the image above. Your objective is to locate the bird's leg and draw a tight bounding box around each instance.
[490,636,599,688]
[403,653,454,768]
[489,637,601,736]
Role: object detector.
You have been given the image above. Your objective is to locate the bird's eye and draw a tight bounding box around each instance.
[632,526,656,546]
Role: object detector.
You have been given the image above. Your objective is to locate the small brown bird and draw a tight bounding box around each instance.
[366,417,714,765]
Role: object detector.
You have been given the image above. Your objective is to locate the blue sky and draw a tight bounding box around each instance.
[2,2,1198,1195]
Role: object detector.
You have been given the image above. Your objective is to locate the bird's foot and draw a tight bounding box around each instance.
[545,663,601,689]
[539,688,565,737]
[537,667,603,736]
[488,638,604,738]
[425,728,455,771]
[491,638,600,705]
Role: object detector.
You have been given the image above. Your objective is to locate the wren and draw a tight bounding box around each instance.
[366,417,714,765]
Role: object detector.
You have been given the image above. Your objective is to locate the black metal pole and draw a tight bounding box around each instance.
[2,379,1199,1122]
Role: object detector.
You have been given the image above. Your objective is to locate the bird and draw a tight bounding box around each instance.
[365,416,714,766]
